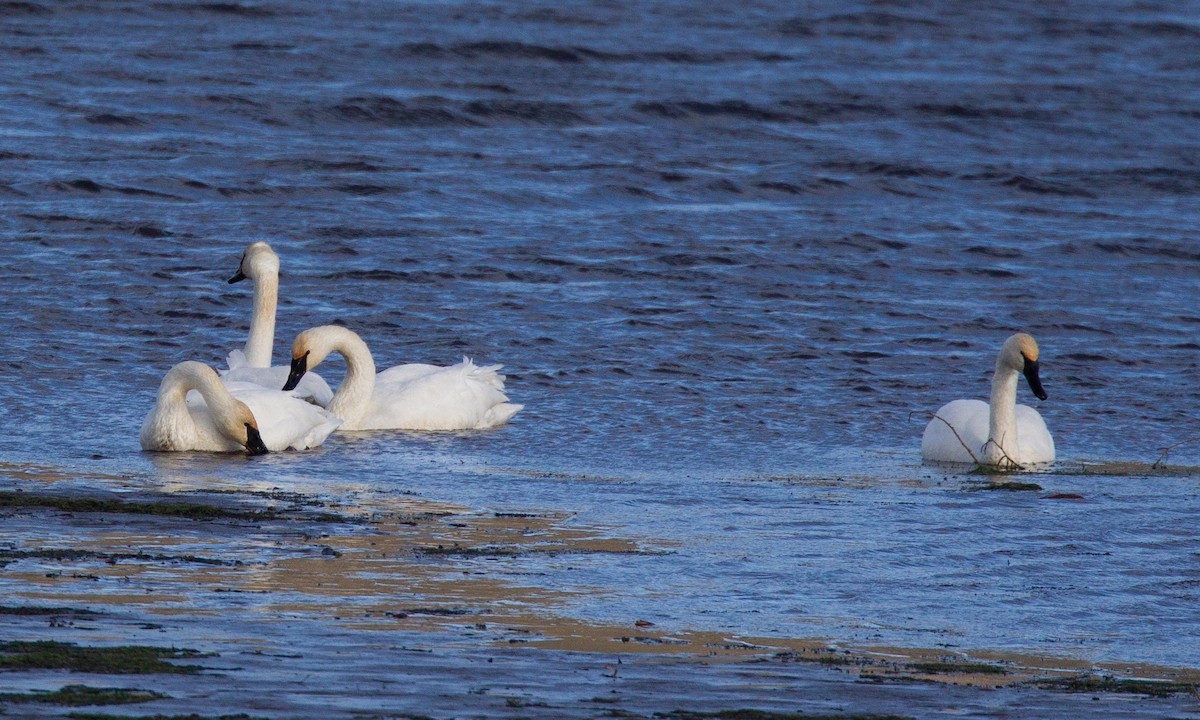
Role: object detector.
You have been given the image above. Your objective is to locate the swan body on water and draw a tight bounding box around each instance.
[142,361,340,453]
[223,241,333,407]
[282,325,523,431]
[921,333,1055,467]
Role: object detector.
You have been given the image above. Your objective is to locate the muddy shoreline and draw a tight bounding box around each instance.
[1,480,1197,719]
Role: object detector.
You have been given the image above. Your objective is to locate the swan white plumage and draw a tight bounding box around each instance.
[141,361,341,453]
[222,241,334,407]
[281,325,523,431]
[921,333,1055,467]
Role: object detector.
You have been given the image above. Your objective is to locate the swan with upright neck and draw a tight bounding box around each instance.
[223,242,333,407]
[141,361,340,453]
[921,333,1055,467]
[281,325,523,431]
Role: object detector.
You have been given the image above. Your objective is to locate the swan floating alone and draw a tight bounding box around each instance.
[223,241,334,407]
[281,325,523,431]
[141,361,341,453]
[921,333,1055,467]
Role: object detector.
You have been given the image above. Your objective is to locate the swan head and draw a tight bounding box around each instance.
[228,241,280,284]
[282,327,330,391]
[1002,333,1047,401]
[227,400,270,455]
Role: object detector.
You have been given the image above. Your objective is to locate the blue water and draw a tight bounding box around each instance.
[2,0,1200,669]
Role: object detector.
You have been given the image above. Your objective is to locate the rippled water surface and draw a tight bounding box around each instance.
[3,0,1200,678]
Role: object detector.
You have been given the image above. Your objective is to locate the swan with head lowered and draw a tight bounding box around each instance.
[281,325,523,431]
[921,333,1055,467]
[222,242,333,407]
[141,361,340,453]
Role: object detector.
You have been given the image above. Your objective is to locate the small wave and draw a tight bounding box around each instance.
[327,96,479,128]
[462,99,586,126]
[964,246,1022,258]
[85,113,144,126]
[634,100,803,123]
[997,174,1097,198]
[818,160,951,179]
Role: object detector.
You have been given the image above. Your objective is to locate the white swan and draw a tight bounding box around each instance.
[921,333,1055,467]
[281,325,523,431]
[141,361,341,453]
[223,241,334,407]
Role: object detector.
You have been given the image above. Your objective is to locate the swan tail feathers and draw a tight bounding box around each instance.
[481,402,523,428]
[225,348,249,371]
[459,356,508,390]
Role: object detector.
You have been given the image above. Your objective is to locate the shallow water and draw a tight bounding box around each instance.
[2,0,1200,696]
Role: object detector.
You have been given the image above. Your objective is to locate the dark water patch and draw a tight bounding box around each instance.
[818,161,950,179]
[1092,239,1200,261]
[456,41,585,63]
[781,97,890,122]
[153,2,276,18]
[333,183,395,196]
[203,94,264,107]
[230,41,294,51]
[634,100,805,123]
[913,103,1054,121]
[463,99,586,126]
[85,113,145,127]
[996,174,1097,198]
[964,246,1021,258]
[48,180,185,200]
[1039,17,1200,41]
[0,1,49,15]
[325,96,478,127]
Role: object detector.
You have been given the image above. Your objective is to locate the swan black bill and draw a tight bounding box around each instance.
[282,353,308,392]
[244,424,269,455]
[227,269,247,284]
[1023,357,1048,401]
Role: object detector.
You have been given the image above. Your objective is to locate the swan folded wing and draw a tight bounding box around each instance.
[230,384,341,451]
[920,399,990,463]
[1015,404,1056,464]
[363,360,518,430]
[221,365,335,407]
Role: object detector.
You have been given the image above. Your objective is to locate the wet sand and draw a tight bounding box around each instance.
[2,473,1197,719]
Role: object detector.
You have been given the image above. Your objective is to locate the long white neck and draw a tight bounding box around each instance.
[320,329,377,430]
[243,271,278,368]
[160,362,246,444]
[986,361,1021,466]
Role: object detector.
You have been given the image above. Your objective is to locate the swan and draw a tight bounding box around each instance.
[280,325,523,431]
[223,241,334,407]
[141,361,341,453]
[921,333,1055,467]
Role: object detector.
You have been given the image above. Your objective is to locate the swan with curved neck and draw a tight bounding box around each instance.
[224,242,333,406]
[142,361,340,454]
[282,325,523,431]
[921,333,1055,467]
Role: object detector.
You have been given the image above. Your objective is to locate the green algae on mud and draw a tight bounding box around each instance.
[0,491,347,523]
[966,481,1044,491]
[1035,674,1198,697]
[66,714,269,720]
[0,548,233,566]
[0,641,211,674]
[0,684,166,705]
[655,711,913,720]
[0,605,100,618]
[908,661,1007,675]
